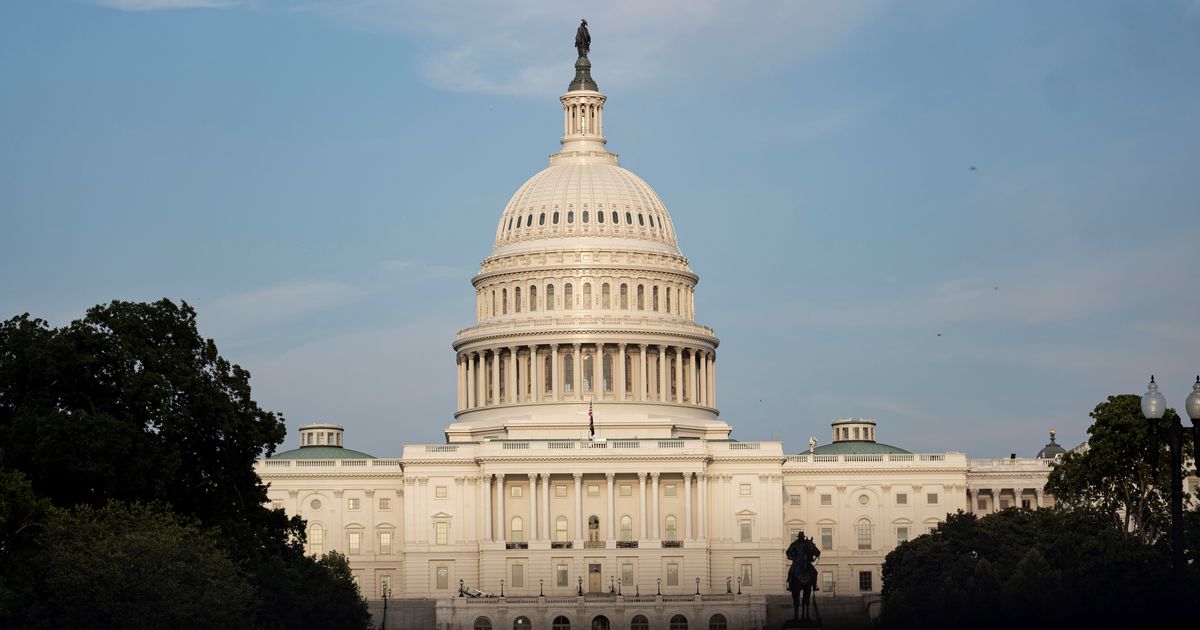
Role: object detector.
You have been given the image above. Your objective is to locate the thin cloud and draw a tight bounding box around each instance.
[202,279,363,340]
[94,0,239,10]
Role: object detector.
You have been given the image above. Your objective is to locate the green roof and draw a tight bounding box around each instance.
[269,446,376,460]
[811,441,910,455]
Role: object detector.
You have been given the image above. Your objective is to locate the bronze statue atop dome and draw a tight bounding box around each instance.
[575,19,591,58]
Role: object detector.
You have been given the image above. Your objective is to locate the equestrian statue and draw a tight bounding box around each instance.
[786,531,821,624]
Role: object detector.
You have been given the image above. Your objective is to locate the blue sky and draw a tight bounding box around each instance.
[3,0,1199,457]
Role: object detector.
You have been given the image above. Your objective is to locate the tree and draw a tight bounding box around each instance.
[1045,394,1190,543]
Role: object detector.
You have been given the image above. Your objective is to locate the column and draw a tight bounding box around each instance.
[508,347,518,404]
[710,353,716,408]
[606,472,616,542]
[1033,488,1042,509]
[699,351,707,407]
[638,473,648,540]
[528,473,538,542]
[542,472,551,541]
[651,472,661,540]
[698,473,708,539]
[490,349,500,406]
[592,343,603,399]
[457,355,465,410]
[551,344,560,401]
[657,345,668,402]
[573,344,582,399]
[482,475,492,541]
[531,345,541,402]
[617,343,627,400]
[496,474,506,542]
[638,344,648,402]
[466,353,476,409]
[990,488,1000,513]
[684,473,693,540]
[574,473,584,540]
[674,346,684,403]
[688,349,697,404]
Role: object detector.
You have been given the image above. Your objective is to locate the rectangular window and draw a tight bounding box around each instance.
[739,483,752,496]
[588,485,599,497]
[1022,499,1031,509]
[927,493,939,505]
[557,563,569,587]
[348,531,361,554]
[859,571,873,592]
[348,498,360,510]
[739,519,752,542]
[380,575,391,597]
[820,527,833,551]
[977,499,987,510]
[789,495,802,506]
[435,522,449,545]
[512,486,523,498]
[667,562,679,586]
[436,566,449,590]
[621,563,634,586]
[895,493,907,505]
[620,484,632,496]
[436,486,448,499]
[511,564,524,588]
[857,522,872,550]
[379,498,391,510]
[664,483,677,497]
[556,485,568,497]
[820,494,832,506]
[379,531,392,554]
[741,564,753,587]
[822,571,833,593]
[897,527,909,544]
[999,499,1010,509]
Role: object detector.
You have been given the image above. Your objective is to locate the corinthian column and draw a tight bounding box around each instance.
[638,473,647,540]
[490,349,500,406]
[617,343,627,400]
[606,472,616,542]
[551,344,560,401]
[508,346,518,404]
[574,472,584,540]
[657,345,668,402]
[688,349,697,404]
[651,472,660,539]
[639,344,648,402]
[674,347,683,403]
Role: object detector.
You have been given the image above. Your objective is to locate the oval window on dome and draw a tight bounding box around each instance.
[597,211,604,223]
[638,214,645,226]
[552,211,559,224]
[526,215,533,227]
[612,211,619,224]
[508,218,513,230]
[567,211,574,223]
[648,215,655,228]
[582,211,589,223]
[539,213,545,225]
[626,212,632,225]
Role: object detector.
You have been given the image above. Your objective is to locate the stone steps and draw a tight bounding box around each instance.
[765,595,873,630]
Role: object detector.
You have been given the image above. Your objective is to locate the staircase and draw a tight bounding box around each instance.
[369,598,436,630]
[765,594,873,630]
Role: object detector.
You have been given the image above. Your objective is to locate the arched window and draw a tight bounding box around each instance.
[474,617,493,630]
[648,215,655,228]
[514,287,522,313]
[526,215,533,227]
[602,283,611,308]
[708,614,727,630]
[552,616,570,630]
[307,523,324,555]
[592,616,611,630]
[597,210,605,223]
[511,516,524,543]
[564,283,573,309]
[626,212,633,224]
[567,210,574,223]
[857,518,873,550]
[502,288,508,315]
[619,515,633,541]
[583,210,589,223]
[620,284,628,309]
[546,284,555,310]
[583,283,591,308]
[529,285,537,312]
[652,286,659,311]
[582,353,594,392]
[556,516,568,541]
[630,616,649,630]
[539,213,546,225]
[544,355,553,393]
[665,515,678,540]
[669,615,688,630]
[507,218,513,230]
[611,211,619,224]
[513,618,531,630]
[638,214,645,226]
[853,427,860,439]
[666,287,671,314]
[602,354,613,392]
[637,285,645,310]
[588,515,600,542]
[553,211,560,224]
[625,354,633,393]
[564,355,574,393]
[491,290,496,317]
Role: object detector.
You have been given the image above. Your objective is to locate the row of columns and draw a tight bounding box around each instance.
[968,487,1043,513]
[477,282,695,321]
[478,473,708,543]
[456,343,716,411]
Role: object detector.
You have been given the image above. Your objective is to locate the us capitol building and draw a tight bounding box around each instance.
[256,32,1061,630]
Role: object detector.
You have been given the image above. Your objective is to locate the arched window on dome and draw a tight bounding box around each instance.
[620,284,628,309]
[563,355,574,393]
[612,211,619,224]
[669,355,677,398]
[652,286,660,311]
[546,284,555,311]
[544,355,553,394]
[564,283,573,309]
[637,285,645,310]
[507,218,513,230]
[597,210,604,224]
[582,353,593,393]
[514,287,522,313]
[602,354,613,392]
[638,214,645,227]
[648,215,655,228]
[601,283,610,309]
[552,211,559,224]
[582,210,589,224]
[666,286,672,314]
[539,213,545,225]
[567,210,574,224]
[502,289,508,315]
[526,215,533,227]
[625,354,633,394]
[583,283,591,309]
[675,288,682,315]
[529,285,537,312]
[491,291,497,317]
[626,212,633,225]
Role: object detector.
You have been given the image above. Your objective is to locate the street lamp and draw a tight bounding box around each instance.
[539,578,544,597]
[725,577,732,594]
[1141,375,1200,587]
[500,578,505,598]
[657,577,661,596]
[737,576,742,595]
[380,583,391,630]
[578,576,583,596]
[695,576,700,595]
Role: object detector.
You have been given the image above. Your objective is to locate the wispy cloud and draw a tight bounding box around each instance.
[297,0,889,96]
[94,0,238,11]
[202,279,363,340]
[382,259,463,279]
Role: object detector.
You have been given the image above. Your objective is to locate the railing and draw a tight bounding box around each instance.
[658,440,683,448]
[426,445,458,453]
[550,541,574,549]
[729,442,760,450]
[548,441,575,450]
[505,542,529,550]
[612,440,640,449]
[616,541,639,549]
[845,454,883,462]
[503,442,530,450]
[661,540,683,548]
[783,453,966,465]
[584,541,606,549]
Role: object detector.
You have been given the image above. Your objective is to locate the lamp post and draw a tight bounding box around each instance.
[459,578,465,597]
[539,579,544,597]
[500,578,505,598]
[1140,375,1200,587]
[380,584,391,630]
[725,577,731,594]
[737,576,742,595]
[610,576,615,594]
[657,577,661,596]
[578,576,583,596]
[695,576,700,595]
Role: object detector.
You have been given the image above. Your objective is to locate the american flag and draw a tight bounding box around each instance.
[588,401,595,438]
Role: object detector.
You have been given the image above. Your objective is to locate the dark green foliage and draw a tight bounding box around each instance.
[0,300,370,629]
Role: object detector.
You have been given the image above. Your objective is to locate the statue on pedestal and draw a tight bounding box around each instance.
[786,531,821,624]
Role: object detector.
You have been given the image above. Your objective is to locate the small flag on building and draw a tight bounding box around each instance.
[588,401,595,438]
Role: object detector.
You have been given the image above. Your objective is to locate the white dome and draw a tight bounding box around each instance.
[492,159,679,255]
